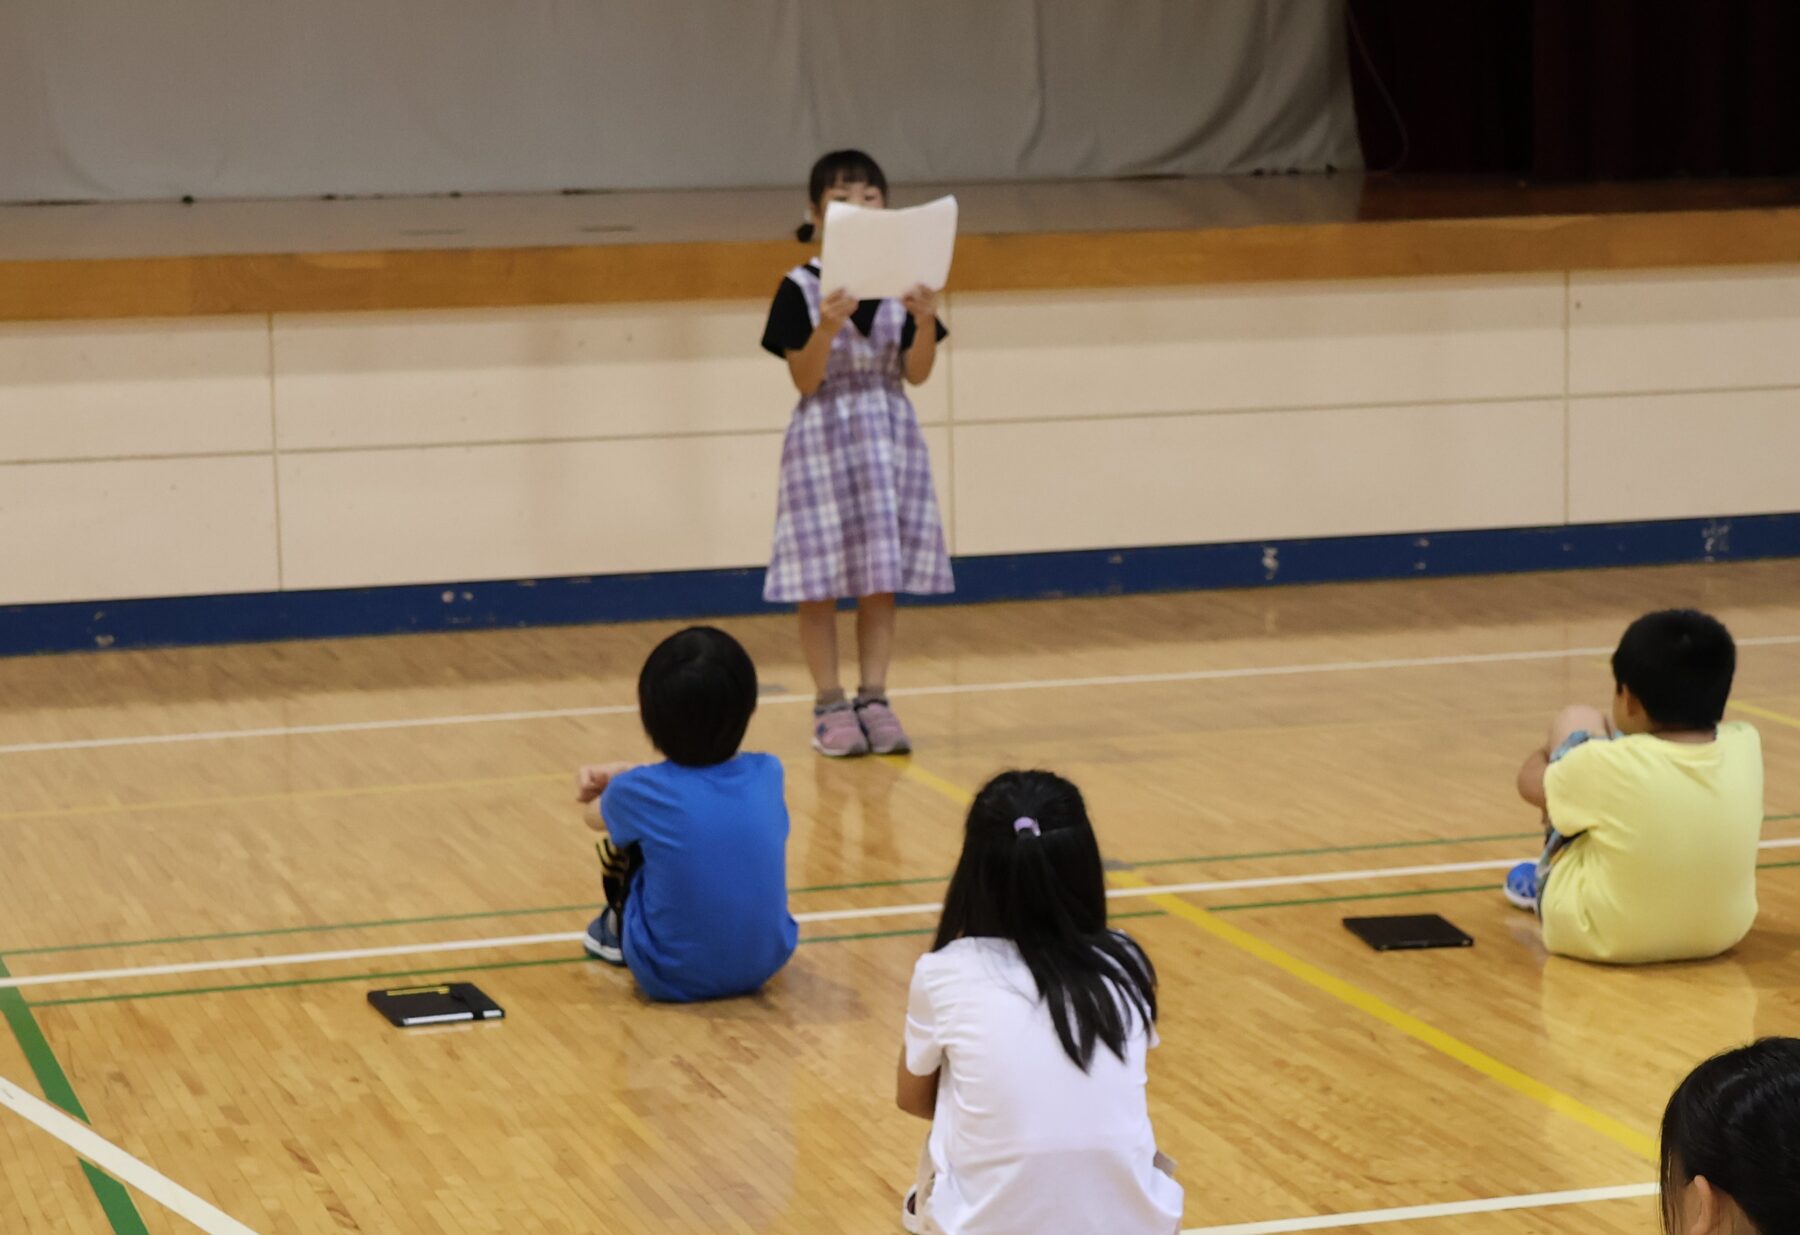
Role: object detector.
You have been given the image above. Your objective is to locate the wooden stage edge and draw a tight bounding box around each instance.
[6,205,1800,323]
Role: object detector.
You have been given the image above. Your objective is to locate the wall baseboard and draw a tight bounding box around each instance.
[3,514,1792,657]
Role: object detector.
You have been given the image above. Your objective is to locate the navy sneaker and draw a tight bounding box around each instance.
[1503,861,1540,913]
[583,908,626,966]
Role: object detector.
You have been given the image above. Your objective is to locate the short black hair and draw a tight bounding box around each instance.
[796,149,888,241]
[1661,1038,1800,1234]
[637,626,757,767]
[1611,609,1736,729]
[807,149,887,207]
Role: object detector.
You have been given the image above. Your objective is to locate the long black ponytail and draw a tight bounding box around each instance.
[933,770,1157,1071]
[1661,1038,1800,1233]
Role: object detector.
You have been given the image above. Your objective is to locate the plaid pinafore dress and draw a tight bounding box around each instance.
[764,264,954,603]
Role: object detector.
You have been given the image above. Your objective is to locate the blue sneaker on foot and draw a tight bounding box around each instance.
[583,908,626,966]
[1503,861,1540,912]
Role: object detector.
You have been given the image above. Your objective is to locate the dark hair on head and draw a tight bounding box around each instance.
[637,626,757,768]
[795,149,888,242]
[1611,609,1736,729]
[933,770,1156,1071]
[1661,1037,1800,1234]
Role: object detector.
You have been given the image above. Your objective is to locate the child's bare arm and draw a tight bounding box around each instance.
[1516,746,1550,811]
[576,762,636,831]
[895,1044,939,1119]
[901,286,940,385]
[786,289,857,395]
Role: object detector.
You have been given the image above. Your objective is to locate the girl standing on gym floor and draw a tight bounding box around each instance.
[760,149,953,758]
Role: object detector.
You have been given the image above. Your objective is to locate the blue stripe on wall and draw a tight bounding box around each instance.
[2,514,1794,657]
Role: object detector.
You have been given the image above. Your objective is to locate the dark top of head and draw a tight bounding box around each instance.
[637,626,757,767]
[933,769,1157,1071]
[1661,1037,1800,1234]
[1612,608,1736,729]
[797,149,889,241]
[807,148,888,206]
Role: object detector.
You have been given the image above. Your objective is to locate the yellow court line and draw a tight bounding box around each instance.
[1732,700,1800,731]
[894,759,976,808]
[1109,869,1656,1161]
[896,756,1656,1162]
[0,771,567,824]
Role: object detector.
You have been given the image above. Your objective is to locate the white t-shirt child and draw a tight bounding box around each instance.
[903,937,1184,1235]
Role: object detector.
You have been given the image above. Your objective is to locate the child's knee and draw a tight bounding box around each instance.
[1549,703,1609,747]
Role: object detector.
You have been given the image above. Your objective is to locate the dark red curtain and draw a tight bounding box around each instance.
[1347,0,1534,175]
[1347,0,1800,180]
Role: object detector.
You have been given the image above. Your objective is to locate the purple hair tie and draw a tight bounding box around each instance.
[1013,817,1041,837]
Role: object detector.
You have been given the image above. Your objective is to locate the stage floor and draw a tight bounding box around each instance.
[2,174,1797,321]
[4,174,1799,262]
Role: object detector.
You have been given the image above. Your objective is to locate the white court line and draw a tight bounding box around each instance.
[1179,1182,1657,1234]
[0,858,1513,990]
[0,1074,262,1234]
[8,633,1800,756]
[0,702,644,756]
[0,931,586,992]
[7,840,1798,992]
[0,1077,1653,1235]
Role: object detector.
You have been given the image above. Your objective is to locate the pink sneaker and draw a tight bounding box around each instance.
[855,697,911,755]
[812,704,870,757]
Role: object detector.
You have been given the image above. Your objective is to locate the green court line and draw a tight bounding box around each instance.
[1208,883,1496,913]
[0,903,600,960]
[0,825,1661,960]
[1126,830,1540,869]
[7,812,1797,963]
[9,888,1486,1013]
[24,856,1800,1012]
[0,958,150,1234]
[78,1163,151,1235]
[789,873,951,894]
[1199,861,1800,912]
[26,956,592,1011]
[21,925,960,1010]
[0,876,950,960]
[1139,811,1800,869]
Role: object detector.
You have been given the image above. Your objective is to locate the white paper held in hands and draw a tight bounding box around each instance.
[818,195,959,301]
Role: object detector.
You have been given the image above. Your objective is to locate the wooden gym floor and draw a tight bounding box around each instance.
[2,559,1798,1234]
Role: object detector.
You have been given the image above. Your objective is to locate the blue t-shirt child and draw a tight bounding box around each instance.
[599,752,798,1003]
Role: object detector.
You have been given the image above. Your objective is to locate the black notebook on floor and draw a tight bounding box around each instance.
[1343,914,1474,952]
[368,982,505,1028]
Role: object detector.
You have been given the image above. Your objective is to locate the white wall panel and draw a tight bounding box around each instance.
[953,402,1566,556]
[0,318,271,463]
[0,456,278,604]
[1570,266,1800,396]
[949,277,1565,423]
[273,303,952,449]
[1,264,1792,611]
[1569,390,1800,523]
[279,424,956,591]
[278,436,784,590]
[273,304,839,450]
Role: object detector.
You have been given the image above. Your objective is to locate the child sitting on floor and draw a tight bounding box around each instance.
[1507,608,1763,964]
[895,769,1182,1235]
[575,626,797,1002]
[1660,1038,1800,1234]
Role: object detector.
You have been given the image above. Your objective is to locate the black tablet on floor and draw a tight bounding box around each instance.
[1343,914,1474,952]
[368,982,505,1028]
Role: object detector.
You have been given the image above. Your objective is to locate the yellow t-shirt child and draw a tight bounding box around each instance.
[1542,721,1763,964]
